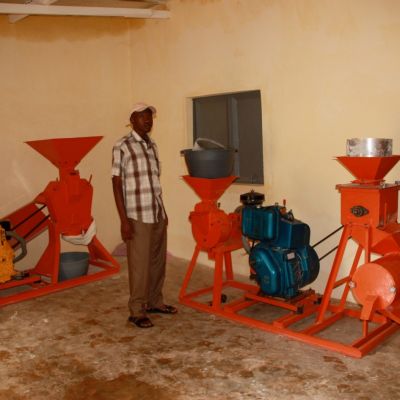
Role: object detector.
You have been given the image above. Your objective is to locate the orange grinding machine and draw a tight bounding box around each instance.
[179,176,246,312]
[0,136,120,306]
[180,138,400,358]
[312,138,400,356]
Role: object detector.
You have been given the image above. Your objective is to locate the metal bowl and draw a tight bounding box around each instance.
[181,148,235,178]
[346,138,392,157]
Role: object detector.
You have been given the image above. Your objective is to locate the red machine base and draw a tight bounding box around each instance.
[179,243,400,358]
[1,201,120,307]
[0,262,119,308]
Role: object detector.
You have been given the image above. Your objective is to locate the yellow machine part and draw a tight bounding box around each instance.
[0,227,16,283]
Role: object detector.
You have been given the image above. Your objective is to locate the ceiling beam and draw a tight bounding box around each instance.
[1,3,170,22]
[9,0,58,23]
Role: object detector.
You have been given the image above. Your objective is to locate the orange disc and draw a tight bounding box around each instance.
[352,254,400,309]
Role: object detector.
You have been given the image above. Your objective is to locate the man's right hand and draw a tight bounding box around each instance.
[121,220,133,242]
[112,176,133,241]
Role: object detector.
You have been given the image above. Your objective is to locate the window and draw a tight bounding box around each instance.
[193,90,264,184]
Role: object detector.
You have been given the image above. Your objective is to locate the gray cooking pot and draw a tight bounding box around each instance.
[181,138,235,179]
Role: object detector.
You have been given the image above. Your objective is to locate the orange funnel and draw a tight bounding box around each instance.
[336,156,400,184]
[183,175,236,202]
[26,136,103,171]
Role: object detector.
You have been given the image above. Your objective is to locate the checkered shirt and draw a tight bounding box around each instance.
[112,130,166,223]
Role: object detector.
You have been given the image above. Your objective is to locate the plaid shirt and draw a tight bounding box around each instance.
[112,130,166,223]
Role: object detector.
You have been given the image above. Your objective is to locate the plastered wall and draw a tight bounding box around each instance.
[1,0,400,296]
[127,0,400,294]
[0,15,133,263]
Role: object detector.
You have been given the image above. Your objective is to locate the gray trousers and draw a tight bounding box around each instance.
[126,218,167,316]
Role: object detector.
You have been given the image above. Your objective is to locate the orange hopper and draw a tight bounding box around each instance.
[26,136,103,177]
[336,155,400,184]
[26,137,104,236]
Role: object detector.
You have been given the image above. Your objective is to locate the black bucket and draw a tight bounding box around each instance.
[181,148,235,179]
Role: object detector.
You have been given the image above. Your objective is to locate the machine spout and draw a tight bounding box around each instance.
[336,155,400,184]
[26,136,103,173]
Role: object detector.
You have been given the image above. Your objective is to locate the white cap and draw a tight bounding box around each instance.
[130,102,157,116]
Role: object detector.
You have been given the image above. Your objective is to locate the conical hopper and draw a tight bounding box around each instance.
[26,136,103,171]
[183,175,236,202]
[336,156,400,184]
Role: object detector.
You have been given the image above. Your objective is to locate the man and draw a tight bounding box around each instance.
[111,102,177,328]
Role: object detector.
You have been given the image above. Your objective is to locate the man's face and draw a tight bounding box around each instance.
[130,108,153,136]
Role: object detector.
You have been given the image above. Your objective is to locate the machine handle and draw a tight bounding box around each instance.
[6,230,27,263]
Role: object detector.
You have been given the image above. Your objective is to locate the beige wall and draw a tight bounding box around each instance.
[127,0,400,293]
[1,0,400,295]
[0,15,132,259]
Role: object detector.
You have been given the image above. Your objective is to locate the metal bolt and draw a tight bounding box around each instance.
[349,281,356,288]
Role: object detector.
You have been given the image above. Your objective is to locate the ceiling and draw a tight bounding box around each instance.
[0,0,170,22]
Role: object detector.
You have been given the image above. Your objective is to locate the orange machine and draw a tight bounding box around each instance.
[179,176,246,312]
[0,137,120,306]
[311,154,400,356]
[180,152,400,358]
[180,175,321,342]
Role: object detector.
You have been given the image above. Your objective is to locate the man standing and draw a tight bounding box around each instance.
[112,102,177,328]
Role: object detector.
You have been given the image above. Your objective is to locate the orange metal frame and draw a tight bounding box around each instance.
[180,157,400,357]
[0,137,120,306]
[179,235,398,358]
[179,238,399,358]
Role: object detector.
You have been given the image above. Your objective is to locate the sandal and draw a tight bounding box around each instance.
[128,316,154,328]
[146,305,178,314]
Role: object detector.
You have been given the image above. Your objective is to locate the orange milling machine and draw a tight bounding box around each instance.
[180,138,400,357]
[0,137,120,306]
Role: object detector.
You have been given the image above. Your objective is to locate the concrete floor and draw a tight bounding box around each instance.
[1,255,400,400]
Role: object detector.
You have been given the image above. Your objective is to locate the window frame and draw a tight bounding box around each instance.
[192,90,264,184]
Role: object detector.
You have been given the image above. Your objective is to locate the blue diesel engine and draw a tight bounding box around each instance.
[240,191,319,299]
